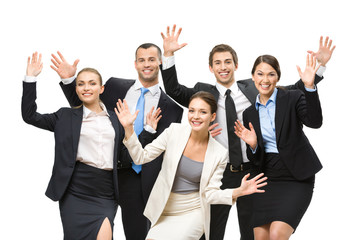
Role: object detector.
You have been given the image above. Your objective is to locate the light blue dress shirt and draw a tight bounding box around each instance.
[255,88,279,153]
[254,87,317,154]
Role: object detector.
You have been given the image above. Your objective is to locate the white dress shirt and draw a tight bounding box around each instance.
[76,104,115,170]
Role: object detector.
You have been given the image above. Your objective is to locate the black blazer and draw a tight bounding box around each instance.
[60,77,183,201]
[21,82,124,202]
[161,64,323,108]
[243,88,323,180]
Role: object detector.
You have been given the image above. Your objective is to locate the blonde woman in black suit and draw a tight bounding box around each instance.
[22,52,126,240]
[234,54,323,240]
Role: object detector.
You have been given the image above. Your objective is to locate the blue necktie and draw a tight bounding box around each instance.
[132,87,149,173]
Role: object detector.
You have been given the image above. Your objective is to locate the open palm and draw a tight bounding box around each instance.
[234,120,257,149]
[26,52,43,77]
[161,24,187,56]
[114,99,138,128]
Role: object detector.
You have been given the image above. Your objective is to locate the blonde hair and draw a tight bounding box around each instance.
[76,67,103,85]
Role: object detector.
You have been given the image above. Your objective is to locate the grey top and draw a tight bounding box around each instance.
[171,155,204,194]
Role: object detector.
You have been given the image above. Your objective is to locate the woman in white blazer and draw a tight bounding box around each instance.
[115,91,267,240]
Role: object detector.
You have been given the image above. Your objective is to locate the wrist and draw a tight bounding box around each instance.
[124,125,134,140]
[232,188,242,200]
[163,51,174,57]
[318,60,326,67]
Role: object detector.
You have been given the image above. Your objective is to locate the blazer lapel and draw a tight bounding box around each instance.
[249,106,263,148]
[172,125,192,169]
[275,88,288,143]
[237,80,259,103]
[210,86,220,102]
[200,135,219,189]
[108,110,122,155]
[72,107,83,159]
[157,88,168,113]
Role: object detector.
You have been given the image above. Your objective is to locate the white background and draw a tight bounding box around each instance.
[1,0,346,239]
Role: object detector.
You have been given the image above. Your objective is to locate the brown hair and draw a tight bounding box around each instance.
[209,44,238,67]
[189,91,217,114]
[251,55,281,80]
[135,43,162,61]
[76,67,103,85]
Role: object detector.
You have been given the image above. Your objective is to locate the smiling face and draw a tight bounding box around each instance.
[252,62,279,103]
[134,46,161,87]
[188,98,216,133]
[209,51,238,88]
[75,71,104,107]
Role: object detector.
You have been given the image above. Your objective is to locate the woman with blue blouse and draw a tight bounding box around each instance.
[234,54,323,240]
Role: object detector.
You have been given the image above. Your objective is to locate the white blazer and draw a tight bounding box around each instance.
[123,123,236,239]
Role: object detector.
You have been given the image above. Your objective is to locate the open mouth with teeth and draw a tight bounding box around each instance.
[191,121,202,126]
[260,84,271,90]
[219,72,229,77]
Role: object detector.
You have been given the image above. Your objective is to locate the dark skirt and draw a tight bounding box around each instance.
[59,161,117,240]
[253,153,314,231]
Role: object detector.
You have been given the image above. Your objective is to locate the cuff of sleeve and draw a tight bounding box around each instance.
[123,131,137,145]
[316,66,326,77]
[305,85,317,92]
[61,76,75,85]
[162,55,175,70]
[144,125,157,134]
[24,75,37,83]
[251,145,258,154]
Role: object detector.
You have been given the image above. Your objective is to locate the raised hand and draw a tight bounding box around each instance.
[26,52,43,77]
[161,24,187,57]
[208,123,222,137]
[50,51,79,78]
[146,106,162,131]
[114,99,138,128]
[296,54,321,89]
[234,120,257,150]
[307,36,335,67]
[239,173,267,196]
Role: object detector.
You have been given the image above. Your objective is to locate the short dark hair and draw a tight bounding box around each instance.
[209,44,238,67]
[251,55,281,80]
[77,67,103,85]
[189,91,217,114]
[135,43,162,61]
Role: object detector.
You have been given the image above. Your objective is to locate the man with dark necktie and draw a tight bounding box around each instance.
[160,25,334,240]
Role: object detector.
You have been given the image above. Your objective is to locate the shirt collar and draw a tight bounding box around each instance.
[134,78,160,96]
[215,81,239,97]
[83,102,109,118]
[255,88,278,110]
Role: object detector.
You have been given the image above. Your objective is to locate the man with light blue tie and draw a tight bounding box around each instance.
[51,43,183,239]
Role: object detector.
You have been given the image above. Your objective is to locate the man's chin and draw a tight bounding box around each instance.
[139,75,158,83]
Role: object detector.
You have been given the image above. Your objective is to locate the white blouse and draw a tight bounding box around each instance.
[76,103,115,170]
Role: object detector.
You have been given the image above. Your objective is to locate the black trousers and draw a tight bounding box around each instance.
[118,168,150,240]
[208,163,258,240]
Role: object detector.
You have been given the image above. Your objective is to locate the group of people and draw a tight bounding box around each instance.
[22,25,335,240]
